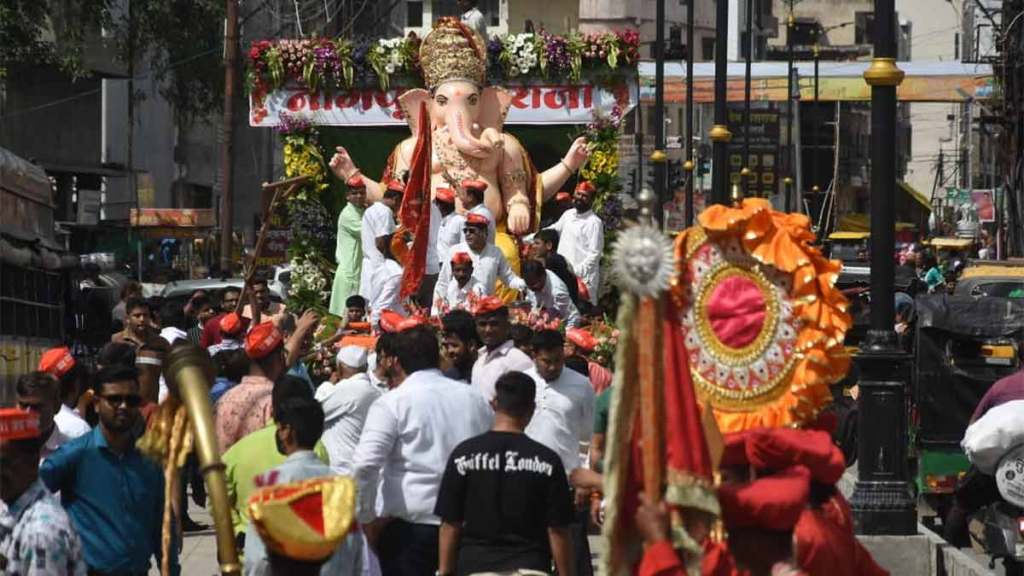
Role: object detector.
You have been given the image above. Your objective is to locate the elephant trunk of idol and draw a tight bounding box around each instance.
[447,107,491,159]
[165,345,241,576]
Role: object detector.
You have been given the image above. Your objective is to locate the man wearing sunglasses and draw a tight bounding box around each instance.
[434,213,526,303]
[41,364,178,575]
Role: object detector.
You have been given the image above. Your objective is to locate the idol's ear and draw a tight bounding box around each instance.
[478,86,512,132]
[398,88,432,135]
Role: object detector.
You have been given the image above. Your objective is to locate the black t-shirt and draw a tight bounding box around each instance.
[434,431,573,575]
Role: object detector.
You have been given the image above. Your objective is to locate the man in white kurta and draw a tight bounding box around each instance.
[352,325,492,574]
[367,245,405,329]
[434,188,463,271]
[434,212,525,298]
[522,259,581,327]
[523,330,595,473]
[469,297,535,402]
[359,183,402,298]
[460,179,496,245]
[546,180,604,304]
[316,346,380,475]
[431,251,485,316]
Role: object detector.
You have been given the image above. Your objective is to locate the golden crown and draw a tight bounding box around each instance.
[420,17,487,90]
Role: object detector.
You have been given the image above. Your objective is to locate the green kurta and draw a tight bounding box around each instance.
[329,203,364,315]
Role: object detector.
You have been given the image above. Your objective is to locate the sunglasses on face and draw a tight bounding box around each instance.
[100,394,142,408]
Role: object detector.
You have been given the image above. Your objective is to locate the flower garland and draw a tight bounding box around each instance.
[278,113,335,312]
[579,104,625,236]
[246,29,638,95]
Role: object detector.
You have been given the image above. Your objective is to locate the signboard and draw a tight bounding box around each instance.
[250,82,637,127]
[971,190,995,223]
[77,190,101,225]
[726,104,780,197]
[254,211,292,267]
[130,208,215,228]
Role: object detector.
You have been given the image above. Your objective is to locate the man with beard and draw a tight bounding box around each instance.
[545,181,604,305]
[440,309,482,382]
[471,297,534,402]
[111,297,157,348]
[41,365,178,575]
[201,286,245,348]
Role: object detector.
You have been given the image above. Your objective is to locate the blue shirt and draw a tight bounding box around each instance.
[39,426,179,575]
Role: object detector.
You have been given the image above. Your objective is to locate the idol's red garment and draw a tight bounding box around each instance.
[795,495,889,576]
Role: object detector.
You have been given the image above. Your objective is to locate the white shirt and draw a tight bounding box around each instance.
[426,202,442,275]
[360,202,396,296]
[318,373,382,475]
[527,270,581,327]
[461,6,488,39]
[54,404,90,440]
[524,366,595,472]
[368,259,405,327]
[470,339,535,402]
[547,208,604,304]
[464,204,497,245]
[435,243,526,298]
[432,278,485,316]
[352,368,493,524]
[436,211,464,269]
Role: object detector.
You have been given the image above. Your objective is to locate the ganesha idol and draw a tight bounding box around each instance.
[328,17,589,271]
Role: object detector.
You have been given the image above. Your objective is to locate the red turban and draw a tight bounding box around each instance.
[473,296,506,316]
[461,179,488,192]
[219,312,245,337]
[38,347,75,378]
[246,321,284,360]
[555,192,571,202]
[346,175,366,189]
[435,188,455,203]
[746,428,846,485]
[719,466,810,532]
[0,408,40,441]
[575,181,596,195]
[465,212,489,227]
[386,179,405,193]
[451,251,473,265]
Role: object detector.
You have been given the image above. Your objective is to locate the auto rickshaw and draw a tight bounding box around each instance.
[825,231,871,289]
[955,260,1024,298]
[912,294,1024,524]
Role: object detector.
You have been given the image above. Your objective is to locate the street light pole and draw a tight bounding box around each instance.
[709,0,732,206]
[785,8,794,212]
[812,41,820,198]
[742,0,754,195]
[850,0,915,535]
[684,0,696,224]
[219,0,239,274]
[652,0,668,225]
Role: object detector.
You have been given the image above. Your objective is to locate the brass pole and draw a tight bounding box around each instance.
[165,345,241,575]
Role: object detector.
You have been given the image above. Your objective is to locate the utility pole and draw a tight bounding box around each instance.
[850,0,916,535]
[709,0,732,205]
[811,41,820,198]
[652,0,668,226]
[219,0,240,274]
[684,0,696,224]
[741,0,755,195]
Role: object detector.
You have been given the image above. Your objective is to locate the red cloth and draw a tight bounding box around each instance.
[38,347,75,378]
[795,493,889,576]
[0,408,39,440]
[346,174,366,188]
[465,212,489,226]
[747,428,846,485]
[219,312,245,337]
[718,466,810,531]
[705,275,766,348]
[451,251,472,265]
[555,191,571,202]
[636,539,742,576]
[473,296,506,316]
[461,179,488,192]
[576,180,596,195]
[435,187,455,203]
[398,101,433,301]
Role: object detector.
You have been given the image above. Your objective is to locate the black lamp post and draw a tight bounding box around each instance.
[684,0,696,224]
[741,0,755,196]
[849,0,916,535]
[785,7,794,212]
[709,0,731,206]
[652,0,668,224]
[811,41,820,199]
